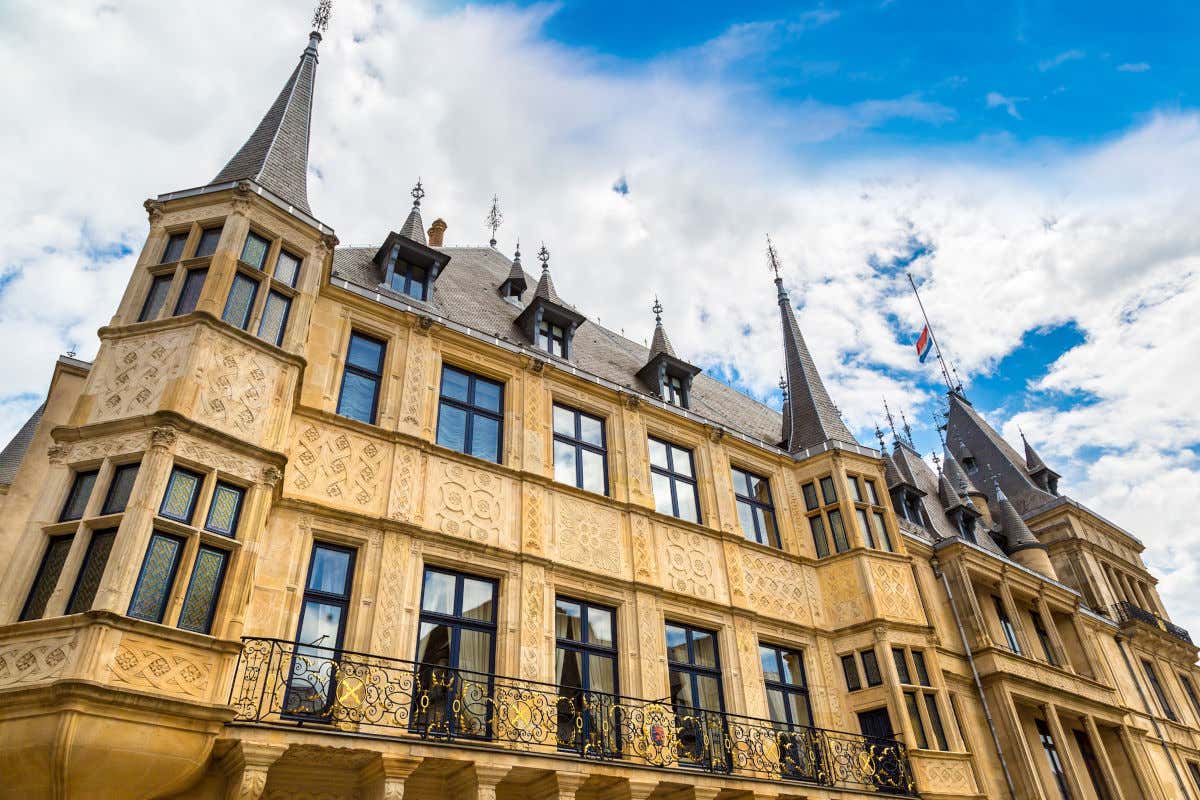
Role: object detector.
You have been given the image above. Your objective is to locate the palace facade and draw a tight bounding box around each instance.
[2,19,1199,800]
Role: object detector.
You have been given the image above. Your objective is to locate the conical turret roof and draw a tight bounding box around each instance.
[994,483,1045,553]
[211,31,322,215]
[1022,430,1049,473]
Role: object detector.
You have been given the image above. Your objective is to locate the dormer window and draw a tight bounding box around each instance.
[390,261,429,301]
[636,298,700,409]
[666,374,686,407]
[538,320,567,357]
[962,456,977,473]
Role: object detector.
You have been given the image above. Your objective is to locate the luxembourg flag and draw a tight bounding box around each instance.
[915,326,933,363]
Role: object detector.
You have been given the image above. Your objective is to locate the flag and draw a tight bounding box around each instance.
[915,326,933,363]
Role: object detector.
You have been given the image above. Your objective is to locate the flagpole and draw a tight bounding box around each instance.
[907,272,955,394]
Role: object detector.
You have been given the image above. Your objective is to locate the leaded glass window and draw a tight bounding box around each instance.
[101,462,139,515]
[841,654,861,691]
[66,528,117,614]
[177,545,228,634]
[195,226,222,258]
[160,467,202,524]
[204,482,244,538]
[804,476,849,556]
[553,404,607,495]
[222,272,259,330]
[20,535,73,621]
[60,469,98,521]
[436,365,504,463]
[257,290,291,346]
[138,274,173,322]
[241,232,270,269]
[161,232,188,263]
[731,466,779,547]
[649,437,700,523]
[128,532,185,623]
[274,249,301,286]
[173,268,207,315]
[337,332,386,424]
[861,648,883,686]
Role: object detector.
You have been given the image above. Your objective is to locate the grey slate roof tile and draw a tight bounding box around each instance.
[0,403,43,486]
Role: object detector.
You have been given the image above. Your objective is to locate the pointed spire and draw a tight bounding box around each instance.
[399,180,427,244]
[533,243,561,303]
[648,296,676,359]
[499,240,528,299]
[943,449,979,498]
[768,235,857,452]
[211,7,330,215]
[1020,428,1049,473]
[993,477,1044,553]
[883,398,900,447]
[486,195,504,248]
[900,408,915,447]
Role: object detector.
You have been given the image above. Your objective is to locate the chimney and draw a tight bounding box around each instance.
[428,218,447,247]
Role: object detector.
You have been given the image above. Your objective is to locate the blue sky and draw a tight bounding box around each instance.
[1,1,1199,633]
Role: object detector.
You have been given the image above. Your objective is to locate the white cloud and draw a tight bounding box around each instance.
[3,2,1200,638]
[986,91,1026,119]
[1118,62,1151,73]
[1038,48,1086,71]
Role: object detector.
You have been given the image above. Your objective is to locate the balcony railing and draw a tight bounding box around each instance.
[1112,602,1193,645]
[229,638,917,796]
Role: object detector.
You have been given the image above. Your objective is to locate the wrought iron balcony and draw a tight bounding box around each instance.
[1112,601,1193,645]
[229,638,917,796]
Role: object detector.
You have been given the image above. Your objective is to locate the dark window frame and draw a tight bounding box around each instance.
[127,531,186,624]
[274,248,303,287]
[176,544,230,634]
[1180,673,1200,722]
[804,476,849,556]
[554,595,620,753]
[222,271,260,330]
[195,226,223,258]
[100,462,140,516]
[1142,658,1178,721]
[336,331,387,425]
[172,267,208,316]
[60,469,98,522]
[665,621,728,768]
[138,273,174,322]
[390,260,430,301]
[538,319,567,357]
[731,466,780,548]
[436,365,505,464]
[552,403,609,496]
[19,534,74,621]
[65,527,118,614]
[649,436,701,523]
[841,653,862,691]
[1030,609,1058,666]
[257,289,292,346]
[159,466,204,525]
[760,642,813,729]
[992,596,1022,654]
[160,232,189,264]
[240,230,271,270]
[861,648,883,687]
[1035,718,1074,800]
[203,481,245,538]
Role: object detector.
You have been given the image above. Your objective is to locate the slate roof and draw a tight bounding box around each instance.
[399,205,426,245]
[649,320,676,360]
[774,278,857,452]
[333,245,785,444]
[210,32,320,215]
[0,403,44,487]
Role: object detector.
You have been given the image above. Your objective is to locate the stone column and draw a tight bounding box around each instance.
[1117,724,1167,800]
[1043,703,1087,800]
[997,581,1033,655]
[878,631,921,749]
[1083,716,1127,800]
[472,764,512,800]
[223,468,281,640]
[625,778,660,800]
[555,772,589,800]
[1035,595,1071,671]
[362,755,422,800]
[994,691,1046,800]
[220,742,286,800]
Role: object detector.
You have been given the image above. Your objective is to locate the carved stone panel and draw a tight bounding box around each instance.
[631,514,656,584]
[553,494,622,577]
[88,328,193,423]
[520,564,547,681]
[57,431,152,466]
[175,431,267,484]
[911,754,978,796]
[822,559,867,629]
[660,524,727,604]
[371,533,408,658]
[870,559,925,624]
[193,329,288,448]
[287,419,389,516]
[741,550,814,626]
[387,446,424,524]
[0,633,79,688]
[107,634,216,701]
[425,458,511,547]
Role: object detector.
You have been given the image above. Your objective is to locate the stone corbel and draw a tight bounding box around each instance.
[232,180,255,214]
[47,443,70,464]
[219,742,286,800]
[706,424,725,443]
[418,314,435,331]
[623,391,641,410]
[143,198,165,224]
[259,465,284,488]
[149,425,178,450]
[526,355,547,374]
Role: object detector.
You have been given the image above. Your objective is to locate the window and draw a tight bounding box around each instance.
[1030,610,1058,666]
[892,648,911,684]
[912,650,931,686]
[390,262,428,301]
[1180,674,1200,721]
[538,319,567,357]
[138,274,173,321]
[337,332,386,424]
[159,467,203,524]
[666,623,727,767]
[555,598,618,753]
[903,692,929,749]
[552,404,607,495]
[1074,730,1113,800]
[761,644,813,728]
[176,545,229,634]
[204,482,245,537]
[649,438,699,523]
[1142,658,1178,721]
[924,694,949,750]
[415,568,498,737]
[731,467,779,548]
[842,654,862,691]
[65,528,117,614]
[1035,718,1074,800]
[240,232,270,269]
[60,469,98,521]
[436,365,504,463]
[257,290,291,346]
[195,226,222,258]
[20,535,74,621]
[161,232,188,263]
[222,272,259,330]
[666,373,686,407]
[861,648,883,687]
[128,532,185,623]
[100,462,139,515]
[851,473,893,552]
[285,543,356,715]
[1189,762,1200,795]
[802,477,848,556]
[173,267,208,315]
[274,249,302,287]
[895,647,949,751]
[993,596,1022,654]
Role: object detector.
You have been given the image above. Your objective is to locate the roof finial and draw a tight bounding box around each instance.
[513,239,521,260]
[312,0,333,32]
[766,234,783,281]
[882,397,899,446]
[900,408,914,447]
[652,295,663,324]
[411,179,425,208]
[537,243,550,273]
[951,361,965,394]
[779,374,788,401]
[486,194,503,248]
[931,451,942,473]
[930,408,947,447]
[874,421,887,451]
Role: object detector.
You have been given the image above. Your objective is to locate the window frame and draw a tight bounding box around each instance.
[127,531,187,624]
[337,330,387,425]
[19,534,75,621]
[731,466,780,548]
[1142,658,1178,722]
[172,266,209,316]
[294,541,358,652]
[176,543,231,634]
[1035,718,1073,800]
[100,462,140,516]
[65,527,118,615]
[138,273,175,322]
[850,472,894,552]
[552,403,609,496]
[59,469,98,522]
[802,477,849,556]
[435,364,505,464]
[760,642,814,730]
[222,271,260,330]
[648,436,701,523]
[160,231,189,264]
[538,319,567,357]
[203,481,246,538]
[992,596,1022,655]
[159,466,204,525]
[665,621,728,768]
[390,260,430,301]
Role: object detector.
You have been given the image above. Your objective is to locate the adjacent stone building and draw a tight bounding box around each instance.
[1,19,1198,800]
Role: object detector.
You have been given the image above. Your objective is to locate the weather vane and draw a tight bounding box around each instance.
[900,408,914,447]
[765,234,782,280]
[537,243,550,271]
[652,295,663,323]
[882,397,899,444]
[411,179,425,207]
[485,195,504,248]
[312,0,333,33]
